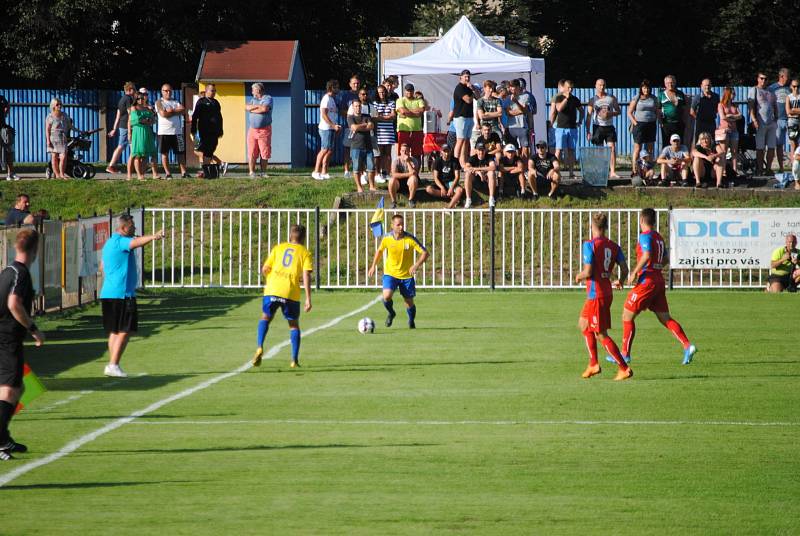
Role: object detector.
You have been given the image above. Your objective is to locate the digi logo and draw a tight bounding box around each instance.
[677,221,759,238]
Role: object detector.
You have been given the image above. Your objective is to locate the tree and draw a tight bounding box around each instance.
[704,0,800,84]
[411,0,534,47]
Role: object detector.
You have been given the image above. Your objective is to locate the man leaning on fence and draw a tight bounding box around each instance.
[99,215,165,378]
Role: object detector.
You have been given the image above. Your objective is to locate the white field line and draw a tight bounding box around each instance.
[128,418,800,428]
[0,296,382,488]
[27,374,147,413]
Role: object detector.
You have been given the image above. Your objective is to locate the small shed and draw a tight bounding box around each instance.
[195,40,306,167]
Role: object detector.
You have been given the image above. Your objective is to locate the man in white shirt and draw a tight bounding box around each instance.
[155,84,187,178]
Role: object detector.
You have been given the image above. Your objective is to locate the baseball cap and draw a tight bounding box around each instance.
[640,149,650,157]
[475,142,486,150]
[503,144,517,152]
[440,143,451,151]
[670,133,681,142]
[460,69,472,76]
[138,87,148,94]
[404,83,415,91]
[535,139,548,148]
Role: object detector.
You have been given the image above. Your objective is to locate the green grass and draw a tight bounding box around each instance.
[3,290,799,534]
[3,167,800,219]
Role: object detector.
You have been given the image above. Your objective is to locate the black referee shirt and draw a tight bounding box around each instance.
[0,261,33,341]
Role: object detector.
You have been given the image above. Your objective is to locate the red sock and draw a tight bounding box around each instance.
[583,330,598,366]
[601,337,628,369]
[665,319,690,349]
[622,320,635,357]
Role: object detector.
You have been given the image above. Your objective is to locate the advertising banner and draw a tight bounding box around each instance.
[78,215,110,277]
[670,209,800,269]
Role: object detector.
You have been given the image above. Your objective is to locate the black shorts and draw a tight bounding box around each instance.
[591,125,617,145]
[632,122,657,144]
[197,134,219,158]
[102,298,138,334]
[0,340,23,388]
[158,134,185,156]
[768,274,793,289]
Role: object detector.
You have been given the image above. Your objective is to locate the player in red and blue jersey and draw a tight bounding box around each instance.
[575,212,632,380]
[616,208,696,365]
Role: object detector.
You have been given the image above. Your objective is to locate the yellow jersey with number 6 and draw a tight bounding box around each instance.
[263,242,313,301]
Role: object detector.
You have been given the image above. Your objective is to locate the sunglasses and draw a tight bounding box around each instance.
[758,76,767,80]
[792,85,799,89]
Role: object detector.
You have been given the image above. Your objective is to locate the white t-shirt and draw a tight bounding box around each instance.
[319,94,338,130]
[156,99,182,135]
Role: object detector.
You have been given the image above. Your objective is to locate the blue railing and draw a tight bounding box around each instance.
[0,86,786,167]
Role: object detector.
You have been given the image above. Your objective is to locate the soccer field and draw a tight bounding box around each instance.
[3,290,799,535]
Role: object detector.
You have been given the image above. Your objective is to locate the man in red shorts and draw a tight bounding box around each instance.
[576,212,632,380]
[614,207,696,366]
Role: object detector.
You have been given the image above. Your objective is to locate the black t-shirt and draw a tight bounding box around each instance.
[693,92,720,124]
[0,261,34,341]
[694,143,717,161]
[499,155,522,173]
[453,84,473,118]
[433,156,461,183]
[347,115,372,150]
[532,152,557,175]
[191,97,223,135]
[468,154,493,168]
[117,94,133,129]
[0,94,8,127]
[4,208,30,226]
[553,94,581,128]
[476,133,502,153]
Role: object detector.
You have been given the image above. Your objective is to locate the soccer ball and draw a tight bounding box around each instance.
[358,317,375,334]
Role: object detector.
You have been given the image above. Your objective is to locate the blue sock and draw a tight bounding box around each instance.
[290,329,301,362]
[257,319,270,348]
[383,299,395,316]
[407,305,416,322]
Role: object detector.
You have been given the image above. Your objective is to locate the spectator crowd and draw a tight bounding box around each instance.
[309,68,800,207]
[1,68,800,200]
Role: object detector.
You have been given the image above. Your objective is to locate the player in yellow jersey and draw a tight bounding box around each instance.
[252,225,313,368]
[367,214,429,328]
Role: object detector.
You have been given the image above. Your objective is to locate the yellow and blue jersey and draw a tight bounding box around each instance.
[378,232,426,280]
[263,242,313,302]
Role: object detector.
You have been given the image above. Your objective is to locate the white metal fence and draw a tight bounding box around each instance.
[143,207,772,290]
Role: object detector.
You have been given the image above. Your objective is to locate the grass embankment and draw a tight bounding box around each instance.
[2,166,800,218]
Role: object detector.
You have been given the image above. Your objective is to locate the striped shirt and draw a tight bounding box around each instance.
[373,100,397,145]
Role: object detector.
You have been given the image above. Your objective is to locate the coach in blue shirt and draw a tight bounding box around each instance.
[99,214,164,378]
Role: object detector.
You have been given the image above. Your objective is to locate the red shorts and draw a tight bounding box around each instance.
[581,296,612,333]
[397,130,424,157]
[624,279,669,314]
[247,126,272,160]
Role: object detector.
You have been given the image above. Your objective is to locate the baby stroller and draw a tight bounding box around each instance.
[46,127,102,179]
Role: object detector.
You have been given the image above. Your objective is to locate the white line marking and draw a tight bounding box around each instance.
[25,373,147,413]
[0,296,382,487]
[127,418,800,428]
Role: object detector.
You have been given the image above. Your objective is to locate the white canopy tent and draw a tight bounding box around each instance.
[384,16,546,139]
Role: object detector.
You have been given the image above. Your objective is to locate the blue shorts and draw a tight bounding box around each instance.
[319,129,335,150]
[383,275,416,298]
[453,117,474,139]
[776,119,788,145]
[262,296,301,321]
[118,128,130,150]
[351,148,374,172]
[555,127,577,150]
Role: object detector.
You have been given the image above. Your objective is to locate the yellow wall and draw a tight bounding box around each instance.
[199,81,245,163]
